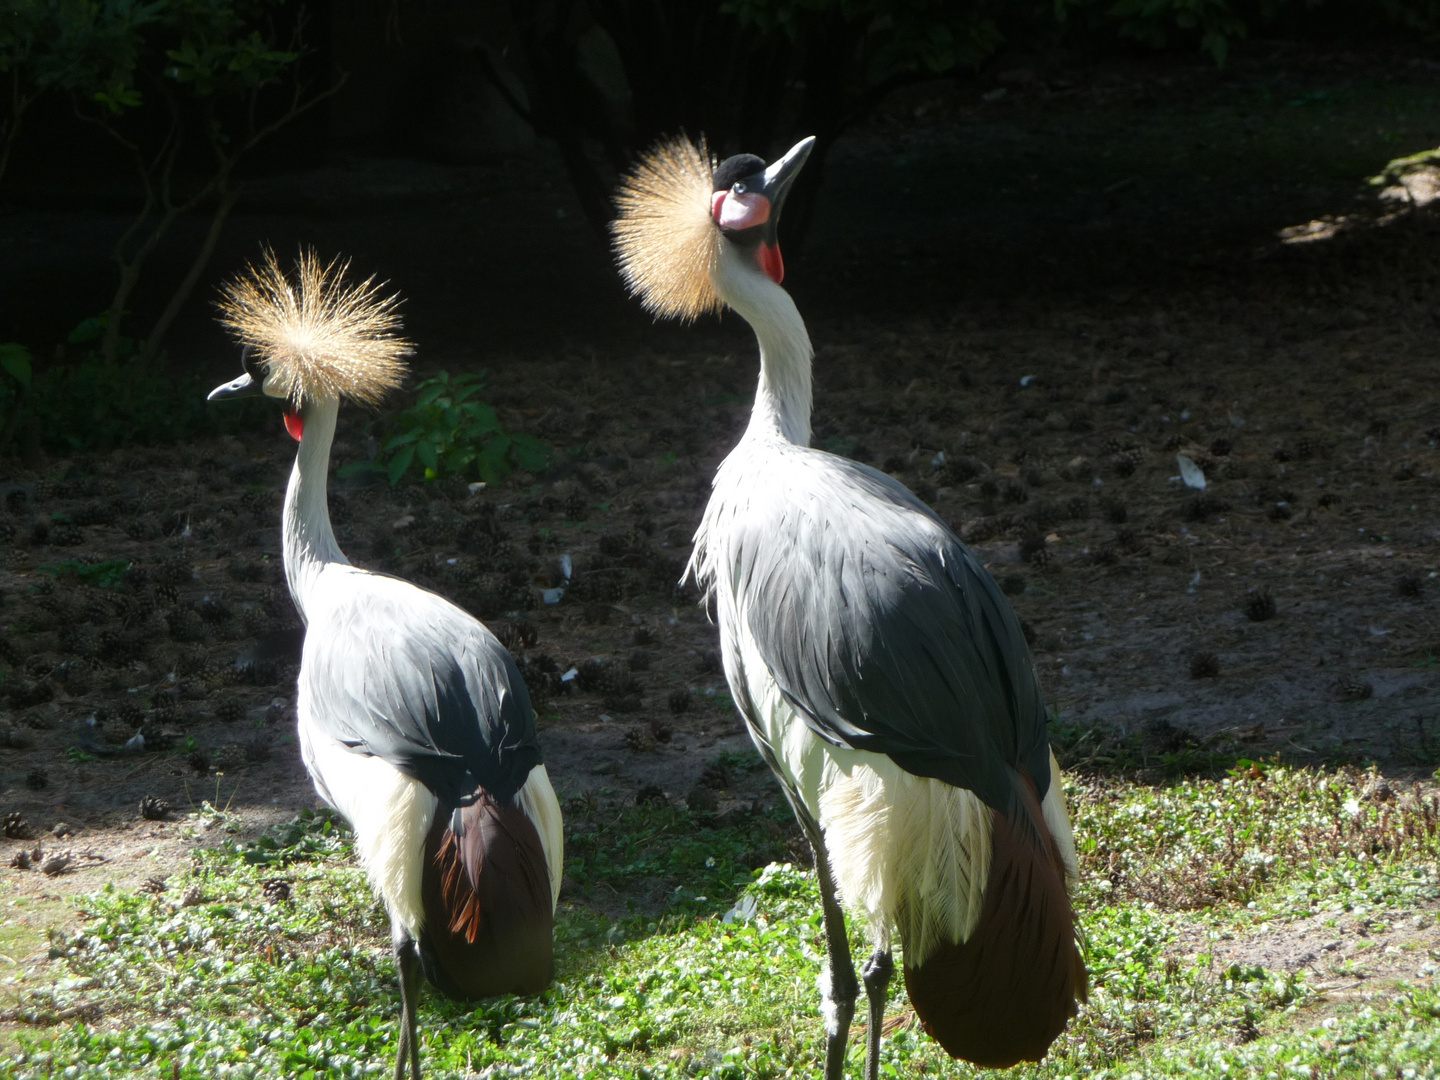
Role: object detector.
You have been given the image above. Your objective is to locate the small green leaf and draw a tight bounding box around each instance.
[388,445,414,485]
[0,342,32,387]
[480,434,513,484]
[512,433,551,473]
[466,402,500,435]
[67,317,104,345]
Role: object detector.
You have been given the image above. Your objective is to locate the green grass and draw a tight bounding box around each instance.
[4,769,1438,1079]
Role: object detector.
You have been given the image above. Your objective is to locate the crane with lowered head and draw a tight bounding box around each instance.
[611,137,1087,1080]
[207,250,564,1080]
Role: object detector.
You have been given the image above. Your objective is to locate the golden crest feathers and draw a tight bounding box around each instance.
[610,135,722,321]
[216,248,413,406]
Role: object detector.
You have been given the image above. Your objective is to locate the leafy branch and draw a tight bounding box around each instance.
[64,2,347,366]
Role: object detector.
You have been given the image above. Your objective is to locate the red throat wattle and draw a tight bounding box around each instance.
[759,242,784,284]
[284,410,305,442]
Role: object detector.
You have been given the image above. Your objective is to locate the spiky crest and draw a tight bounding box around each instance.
[610,135,723,321]
[217,248,413,407]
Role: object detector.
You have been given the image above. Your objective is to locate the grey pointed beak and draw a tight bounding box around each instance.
[760,136,815,212]
[208,345,264,401]
[208,370,258,401]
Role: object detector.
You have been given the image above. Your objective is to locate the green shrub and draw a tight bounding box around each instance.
[0,318,267,455]
[341,371,551,487]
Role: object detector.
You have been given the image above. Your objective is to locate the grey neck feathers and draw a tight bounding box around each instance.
[283,394,349,621]
[714,245,813,446]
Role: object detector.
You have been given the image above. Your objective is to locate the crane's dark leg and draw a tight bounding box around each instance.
[861,948,893,1080]
[392,926,423,1080]
[783,798,858,1080]
[813,841,858,1080]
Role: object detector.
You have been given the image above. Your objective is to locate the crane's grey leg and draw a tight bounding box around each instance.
[393,925,423,1080]
[860,948,893,1080]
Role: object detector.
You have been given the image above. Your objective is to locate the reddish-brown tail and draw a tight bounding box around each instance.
[418,792,554,1000]
[901,778,1087,1068]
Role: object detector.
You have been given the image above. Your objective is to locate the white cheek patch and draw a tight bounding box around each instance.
[718,190,771,231]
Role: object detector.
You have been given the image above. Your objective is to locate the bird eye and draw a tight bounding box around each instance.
[733,182,747,195]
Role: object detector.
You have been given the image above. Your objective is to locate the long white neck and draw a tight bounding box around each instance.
[714,245,813,446]
[282,394,348,622]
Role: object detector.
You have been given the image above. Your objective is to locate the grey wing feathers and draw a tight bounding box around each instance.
[302,576,540,805]
[731,449,1051,810]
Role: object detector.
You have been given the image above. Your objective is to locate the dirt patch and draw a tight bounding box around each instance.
[1167,900,1440,1043]
[1177,906,1440,981]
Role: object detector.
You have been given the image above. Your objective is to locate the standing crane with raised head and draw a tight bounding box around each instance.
[207,250,563,1080]
[611,138,1087,1079]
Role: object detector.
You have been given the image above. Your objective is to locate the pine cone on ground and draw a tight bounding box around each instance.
[1335,677,1373,701]
[623,727,657,753]
[41,849,73,876]
[700,760,733,790]
[212,743,247,772]
[1243,589,1276,622]
[139,795,171,821]
[261,878,292,905]
[2,725,33,749]
[577,658,608,692]
[3,811,31,839]
[1189,652,1221,679]
[215,698,245,724]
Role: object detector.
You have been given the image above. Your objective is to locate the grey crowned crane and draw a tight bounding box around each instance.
[207,251,563,1080]
[611,138,1087,1079]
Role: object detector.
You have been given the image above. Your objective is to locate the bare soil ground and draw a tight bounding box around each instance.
[3,42,1440,1040]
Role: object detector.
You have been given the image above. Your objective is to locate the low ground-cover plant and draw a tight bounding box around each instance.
[8,768,1438,1078]
[1072,765,1440,912]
